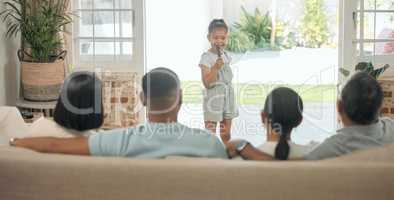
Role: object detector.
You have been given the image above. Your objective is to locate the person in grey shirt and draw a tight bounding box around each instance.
[9,68,227,159]
[228,72,394,160]
[304,72,394,160]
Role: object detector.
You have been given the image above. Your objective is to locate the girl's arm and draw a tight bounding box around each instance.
[240,145,305,161]
[200,58,224,89]
[227,140,274,160]
[227,140,305,161]
[238,144,275,160]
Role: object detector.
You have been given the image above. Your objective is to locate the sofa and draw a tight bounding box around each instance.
[1,143,394,200]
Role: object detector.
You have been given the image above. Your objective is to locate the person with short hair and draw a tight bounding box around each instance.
[304,72,394,160]
[10,68,227,159]
[228,72,394,160]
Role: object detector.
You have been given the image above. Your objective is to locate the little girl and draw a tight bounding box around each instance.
[198,19,238,143]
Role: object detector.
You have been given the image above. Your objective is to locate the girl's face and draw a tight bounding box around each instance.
[208,27,228,50]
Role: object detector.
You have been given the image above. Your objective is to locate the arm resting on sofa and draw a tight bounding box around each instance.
[239,145,304,161]
[227,140,275,160]
[12,137,90,155]
[227,140,304,161]
[239,144,275,160]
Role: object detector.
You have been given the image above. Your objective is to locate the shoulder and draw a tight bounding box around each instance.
[303,132,348,160]
[380,117,394,126]
[177,123,211,136]
[289,142,317,157]
[256,142,277,156]
[181,125,220,142]
[379,117,394,139]
[201,51,211,57]
[200,52,211,60]
[321,132,349,146]
[199,52,215,65]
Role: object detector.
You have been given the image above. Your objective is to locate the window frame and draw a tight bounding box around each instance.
[341,0,394,75]
[71,0,145,73]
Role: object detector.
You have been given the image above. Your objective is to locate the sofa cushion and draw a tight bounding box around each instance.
[0,107,29,140]
[1,145,394,200]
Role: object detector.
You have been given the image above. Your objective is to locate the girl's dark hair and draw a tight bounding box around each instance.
[263,87,303,160]
[53,71,103,132]
[208,19,228,34]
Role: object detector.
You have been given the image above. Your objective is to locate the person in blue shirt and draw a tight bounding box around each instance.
[10,68,227,159]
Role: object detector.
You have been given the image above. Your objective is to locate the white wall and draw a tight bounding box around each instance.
[0,4,20,106]
[223,0,272,25]
[146,0,223,81]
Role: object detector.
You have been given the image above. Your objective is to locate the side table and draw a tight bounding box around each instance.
[16,99,57,118]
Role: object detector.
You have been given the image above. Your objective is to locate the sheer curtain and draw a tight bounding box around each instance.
[63,0,73,73]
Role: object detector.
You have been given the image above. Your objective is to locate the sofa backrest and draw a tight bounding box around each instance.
[1,145,394,200]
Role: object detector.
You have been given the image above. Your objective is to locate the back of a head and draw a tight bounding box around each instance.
[341,72,383,125]
[54,72,103,132]
[263,87,304,160]
[142,68,181,110]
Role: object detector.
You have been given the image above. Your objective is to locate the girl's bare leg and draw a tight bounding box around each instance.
[220,119,232,143]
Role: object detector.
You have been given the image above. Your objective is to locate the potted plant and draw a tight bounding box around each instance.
[1,0,72,101]
[340,62,390,79]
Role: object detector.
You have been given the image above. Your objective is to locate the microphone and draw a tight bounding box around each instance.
[216,45,222,58]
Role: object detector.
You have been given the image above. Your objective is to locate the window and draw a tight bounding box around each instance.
[356,0,394,59]
[342,0,394,73]
[72,0,145,71]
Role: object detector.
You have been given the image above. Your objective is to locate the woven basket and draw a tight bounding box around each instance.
[19,50,66,101]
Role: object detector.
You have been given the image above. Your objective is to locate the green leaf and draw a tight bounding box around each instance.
[4,1,22,17]
[339,68,350,77]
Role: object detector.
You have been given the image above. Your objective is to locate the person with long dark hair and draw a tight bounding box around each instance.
[259,87,311,160]
[228,87,311,160]
[27,71,103,137]
[228,72,394,160]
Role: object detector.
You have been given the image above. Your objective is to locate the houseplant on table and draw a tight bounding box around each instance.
[339,62,390,79]
[1,0,72,101]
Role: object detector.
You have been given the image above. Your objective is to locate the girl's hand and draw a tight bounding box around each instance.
[213,58,224,70]
[226,139,244,159]
[226,141,238,159]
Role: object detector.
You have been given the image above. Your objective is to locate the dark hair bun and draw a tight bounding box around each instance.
[208,19,228,34]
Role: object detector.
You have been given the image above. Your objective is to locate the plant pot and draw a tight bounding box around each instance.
[19,51,66,101]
